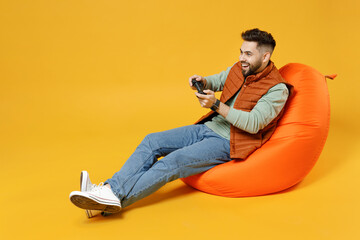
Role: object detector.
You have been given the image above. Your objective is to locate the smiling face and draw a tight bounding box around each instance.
[239,41,271,78]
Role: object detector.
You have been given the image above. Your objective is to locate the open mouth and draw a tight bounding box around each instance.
[241,63,250,71]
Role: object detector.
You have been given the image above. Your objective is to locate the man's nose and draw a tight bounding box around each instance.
[239,54,244,61]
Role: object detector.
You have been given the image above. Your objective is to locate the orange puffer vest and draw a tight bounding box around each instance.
[196,61,294,160]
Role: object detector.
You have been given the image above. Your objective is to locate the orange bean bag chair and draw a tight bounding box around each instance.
[182,63,333,197]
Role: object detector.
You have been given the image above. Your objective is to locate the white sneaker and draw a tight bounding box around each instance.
[80,171,101,218]
[70,182,121,213]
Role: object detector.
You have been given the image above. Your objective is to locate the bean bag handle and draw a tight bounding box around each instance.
[325,74,337,80]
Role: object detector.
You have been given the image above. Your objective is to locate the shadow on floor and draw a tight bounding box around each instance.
[90,183,196,221]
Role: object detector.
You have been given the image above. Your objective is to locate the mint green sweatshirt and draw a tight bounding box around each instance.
[204,65,289,140]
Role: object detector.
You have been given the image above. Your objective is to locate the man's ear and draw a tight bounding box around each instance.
[263,52,271,63]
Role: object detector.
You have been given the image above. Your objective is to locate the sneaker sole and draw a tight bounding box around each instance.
[70,192,121,213]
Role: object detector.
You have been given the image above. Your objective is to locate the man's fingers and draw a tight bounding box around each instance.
[203,89,214,95]
[195,92,208,99]
[190,75,202,82]
[189,75,201,87]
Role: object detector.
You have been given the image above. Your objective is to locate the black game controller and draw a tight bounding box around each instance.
[191,78,206,95]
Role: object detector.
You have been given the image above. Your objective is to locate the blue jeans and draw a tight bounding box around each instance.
[105,124,231,208]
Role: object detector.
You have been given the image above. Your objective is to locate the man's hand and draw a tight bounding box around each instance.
[195,89,230,118]
[195,89,216,108]
[189,75,207,90]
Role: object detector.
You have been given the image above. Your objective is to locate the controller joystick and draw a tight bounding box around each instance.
[191,78,206,95]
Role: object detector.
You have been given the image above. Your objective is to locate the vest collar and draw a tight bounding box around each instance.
[245,61,274,83]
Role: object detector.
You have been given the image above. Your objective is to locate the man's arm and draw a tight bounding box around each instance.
[204,65,233,91]
[189,65,233,92]
[195,83,289,134]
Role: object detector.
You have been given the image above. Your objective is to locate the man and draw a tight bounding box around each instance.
[69,28,293,217]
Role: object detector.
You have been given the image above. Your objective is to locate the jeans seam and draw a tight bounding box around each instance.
[124,155,226,203]
[123,164,184,202]
[119,153,155,193]
[114,146,180,198]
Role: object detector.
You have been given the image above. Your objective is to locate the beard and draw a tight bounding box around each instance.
[241,60,263,78]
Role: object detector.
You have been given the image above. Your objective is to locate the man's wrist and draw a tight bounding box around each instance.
[210,99,220,112]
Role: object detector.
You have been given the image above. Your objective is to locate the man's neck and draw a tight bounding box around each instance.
[255,61,270,75]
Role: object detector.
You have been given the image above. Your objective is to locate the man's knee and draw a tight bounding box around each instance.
[139,132,161,151]
[143,132,157,144]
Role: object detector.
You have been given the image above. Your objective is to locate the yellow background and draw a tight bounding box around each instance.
[1,0,359,239]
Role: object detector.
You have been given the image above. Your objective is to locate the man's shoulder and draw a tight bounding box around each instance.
[265,65,287,84]
[268,83,288,92]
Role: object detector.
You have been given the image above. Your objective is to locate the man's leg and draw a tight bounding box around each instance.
[119,126,231,207]
[105,124,213,203]
[69,125,230,212]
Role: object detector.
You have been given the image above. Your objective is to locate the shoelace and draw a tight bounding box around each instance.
[89,182,105,192]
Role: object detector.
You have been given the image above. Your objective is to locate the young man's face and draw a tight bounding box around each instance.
[239,41,266,78]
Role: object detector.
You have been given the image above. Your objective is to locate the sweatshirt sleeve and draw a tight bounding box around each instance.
[204,64,234,92]
[225,83,289,134]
